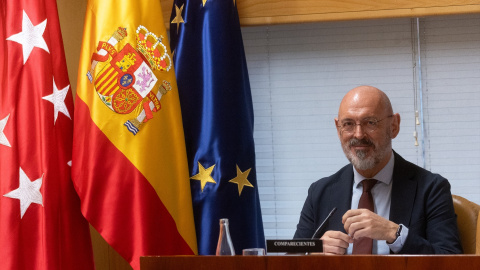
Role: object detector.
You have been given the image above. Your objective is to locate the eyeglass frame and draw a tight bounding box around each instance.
[337,115,394,134]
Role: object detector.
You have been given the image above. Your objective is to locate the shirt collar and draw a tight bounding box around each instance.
[353,151,395,186]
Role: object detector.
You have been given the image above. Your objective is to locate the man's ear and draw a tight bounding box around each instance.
[390,113,401,138]
[335,118,341,137]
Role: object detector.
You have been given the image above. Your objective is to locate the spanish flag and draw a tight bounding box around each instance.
[72,0,197,269]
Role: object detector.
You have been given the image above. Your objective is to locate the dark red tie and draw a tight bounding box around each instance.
[352,179,377,254]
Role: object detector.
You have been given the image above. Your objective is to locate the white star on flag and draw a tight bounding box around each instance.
[4,168,44,219]
[42,78,71,124]
[6,10,49,64]
[0,114,11,147]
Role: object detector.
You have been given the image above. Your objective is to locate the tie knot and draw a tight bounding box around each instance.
[362,179,377,192]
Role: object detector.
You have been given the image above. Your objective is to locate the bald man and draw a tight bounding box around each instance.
[293,86,462,255]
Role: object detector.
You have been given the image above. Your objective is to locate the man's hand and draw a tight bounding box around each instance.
[319,230,353,255]
[342,209,398,243]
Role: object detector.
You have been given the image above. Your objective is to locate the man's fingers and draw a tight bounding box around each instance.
[320,230,353,255]
[342,210,399,240]
[322,230,353,243]
[342,209,367,223]
[345,217,374,238]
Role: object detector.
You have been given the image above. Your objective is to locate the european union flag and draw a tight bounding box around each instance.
[170,0,265,255]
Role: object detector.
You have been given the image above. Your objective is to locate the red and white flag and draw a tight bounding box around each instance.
[0,0,95,269]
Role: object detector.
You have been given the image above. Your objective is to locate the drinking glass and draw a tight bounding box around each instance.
[242,248,266,256]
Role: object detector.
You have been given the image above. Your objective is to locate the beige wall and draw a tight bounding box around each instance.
[57,0,85,97]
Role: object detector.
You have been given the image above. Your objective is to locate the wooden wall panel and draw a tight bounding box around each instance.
[160,0,480,28]
[57,0,86,95]
[90,226,132,270]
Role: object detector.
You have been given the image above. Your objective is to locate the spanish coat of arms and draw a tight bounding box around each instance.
[87,26,172,135]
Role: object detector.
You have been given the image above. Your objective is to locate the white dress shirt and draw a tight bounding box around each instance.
[346,151,408,254]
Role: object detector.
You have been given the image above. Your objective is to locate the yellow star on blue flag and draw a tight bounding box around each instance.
[229,165,253,196]
[190,162,216,192]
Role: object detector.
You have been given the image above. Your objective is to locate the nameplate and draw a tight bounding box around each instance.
[266,239,323,253]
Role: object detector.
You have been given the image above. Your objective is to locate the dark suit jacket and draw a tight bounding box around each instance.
[293,151,463,254]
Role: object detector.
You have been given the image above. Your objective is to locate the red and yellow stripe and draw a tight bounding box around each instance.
[95,64,119,96]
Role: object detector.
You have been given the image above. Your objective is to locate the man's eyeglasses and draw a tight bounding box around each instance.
[338,115,393,133]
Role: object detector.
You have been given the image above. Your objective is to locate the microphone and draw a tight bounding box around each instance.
[311,207,337,239]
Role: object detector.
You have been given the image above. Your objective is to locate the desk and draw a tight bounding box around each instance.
[141,255,480,270]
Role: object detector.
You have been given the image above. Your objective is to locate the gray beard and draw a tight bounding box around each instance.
[342,137,391,171]
[349,149,378,170]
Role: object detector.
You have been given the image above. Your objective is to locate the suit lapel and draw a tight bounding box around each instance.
[389,152,417,226]
[328,166,354,232]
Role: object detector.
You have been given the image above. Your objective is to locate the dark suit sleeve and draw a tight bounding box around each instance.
[293,184,316,239]
[400,177,463,254]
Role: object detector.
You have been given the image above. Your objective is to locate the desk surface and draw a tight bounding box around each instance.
[141,255,480,270]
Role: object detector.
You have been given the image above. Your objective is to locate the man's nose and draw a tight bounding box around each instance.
[353,123,367,138]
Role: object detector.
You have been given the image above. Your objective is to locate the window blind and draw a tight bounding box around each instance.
[420,15,480,202]
[242,14,480,240]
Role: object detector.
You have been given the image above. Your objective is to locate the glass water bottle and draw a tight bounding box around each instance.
[215,218,235,255]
